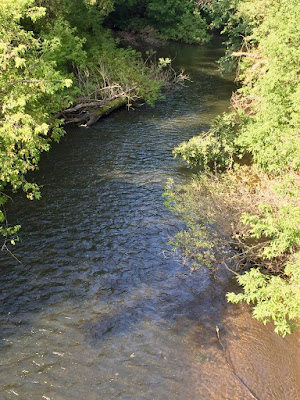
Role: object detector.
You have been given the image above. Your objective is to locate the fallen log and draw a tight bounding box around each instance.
[61,97,128,127]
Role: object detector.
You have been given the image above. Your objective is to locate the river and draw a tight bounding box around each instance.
[1,42,300,400]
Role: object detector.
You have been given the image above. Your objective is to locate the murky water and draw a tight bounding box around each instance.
[1,43,300,400]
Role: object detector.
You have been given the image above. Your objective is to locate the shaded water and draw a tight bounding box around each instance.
[1,43,300,400]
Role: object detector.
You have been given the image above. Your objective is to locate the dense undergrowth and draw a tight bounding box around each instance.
[167,0,300,336]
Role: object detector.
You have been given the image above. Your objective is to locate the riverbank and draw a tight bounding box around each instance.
[167,0,300,336]
[1,42,300,399]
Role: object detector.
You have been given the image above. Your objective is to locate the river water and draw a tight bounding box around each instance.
[1,43,300,400]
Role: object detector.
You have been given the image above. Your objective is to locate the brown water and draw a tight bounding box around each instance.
[1,42,300,400]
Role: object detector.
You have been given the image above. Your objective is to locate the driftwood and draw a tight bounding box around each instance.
[56,94,128,127]
[55,79,138,127]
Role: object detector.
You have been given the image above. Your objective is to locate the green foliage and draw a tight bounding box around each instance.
[232,0,300,173]
[200,0,255,73]
[172,0,300,191]
[227,255,300,336]
[0,0,72,238]
[109,0,210,43]
[173,113,241,169]
[225,1,300,334]
[146,0,210,43]
[243,204,300,259]
[41,17,87,71]
[203,0,238,29]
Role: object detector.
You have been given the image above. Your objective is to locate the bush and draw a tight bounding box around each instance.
[173,113,242,169]
[165,165,300,335]
[227,256,300,336]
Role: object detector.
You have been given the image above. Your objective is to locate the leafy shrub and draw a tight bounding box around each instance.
[227,255,300,336]
[173,113,241,169]
[165,163,300,334]
[147,0,210,43]
[232,0,300,172]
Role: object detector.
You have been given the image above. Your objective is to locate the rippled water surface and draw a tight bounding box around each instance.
[1,43,300,400]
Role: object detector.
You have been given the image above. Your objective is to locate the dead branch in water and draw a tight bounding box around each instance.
[56,56,189,127]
